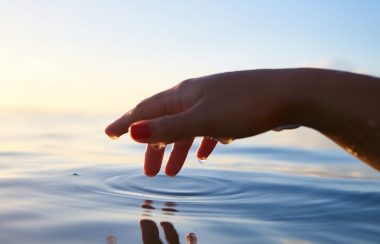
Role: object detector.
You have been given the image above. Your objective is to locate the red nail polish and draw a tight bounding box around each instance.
[130,122,152,140]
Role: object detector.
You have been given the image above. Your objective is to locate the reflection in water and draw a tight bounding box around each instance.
[141,200,178,216]
[140,200,197,244]
[140,219,197,244]
[106,235,117,244]
[2,112,380,243]
[105,200,197,244]
[140,219,178,244]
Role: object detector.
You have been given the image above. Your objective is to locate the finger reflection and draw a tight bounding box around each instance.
[162,201,178,215]
[138,199,197,244]
[140,219,163,244]
[160,221,180,244]
[186,233,198,244]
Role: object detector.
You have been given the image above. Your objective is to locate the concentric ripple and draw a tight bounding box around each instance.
[74,167,254,204]
[71,165,380,224]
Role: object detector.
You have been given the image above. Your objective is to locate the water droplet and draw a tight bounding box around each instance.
[218,137,233,144]
[109,135,119,140]
[197,156,207,164]
[149,143,166,150]
[345,146,358,157]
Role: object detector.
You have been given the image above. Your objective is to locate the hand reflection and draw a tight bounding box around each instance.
[105,200,197,244]
[140,199,197,244]
[140,219,197,244]
[141,200,178,215]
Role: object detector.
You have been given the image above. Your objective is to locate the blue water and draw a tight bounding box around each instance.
[0,111,379,243]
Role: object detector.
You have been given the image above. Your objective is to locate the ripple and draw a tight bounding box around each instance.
[71,166,380,224]
[75,167,252,204]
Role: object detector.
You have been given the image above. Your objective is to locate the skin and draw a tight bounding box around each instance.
[105,68,380,176]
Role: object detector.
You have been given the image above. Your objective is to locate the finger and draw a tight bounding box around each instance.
[160,222,180,244]
[140,219,162,244]
[165,138,194,176]
[196,137,218,161]
[186,233,198,244]
[129,106,202,144]
[105,82,196,138]
[106,235,117,244]
[144,144,166,177]
[141,199,155,210]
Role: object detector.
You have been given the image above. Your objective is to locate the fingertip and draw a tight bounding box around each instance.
[104,125,119,139]
[196,137,218,160]
[144,163,161,176]
[105,112,134,139]
[186,232,198,243]
[165,169,179,177]
[104,124,112,135]
[144,169,159,177]
[165,161,183,177]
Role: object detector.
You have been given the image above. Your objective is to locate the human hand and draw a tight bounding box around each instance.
[105,70,296,176]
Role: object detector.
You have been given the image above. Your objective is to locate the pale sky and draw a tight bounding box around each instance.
[1,0,380,112]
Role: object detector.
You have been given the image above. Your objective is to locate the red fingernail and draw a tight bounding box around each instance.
[130,122,152,141]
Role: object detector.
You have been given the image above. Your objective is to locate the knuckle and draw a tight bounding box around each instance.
[177,79,192,91]
[200,115,219,137]
[175,81,190,112]
[159,115,176,140]
[176,79,200,111]
[175,139,193,152]
[133,99,150,120]
[135,99,147,110]
[131,106,144,121]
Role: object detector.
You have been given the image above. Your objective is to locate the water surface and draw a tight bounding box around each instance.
[0,111,379,243]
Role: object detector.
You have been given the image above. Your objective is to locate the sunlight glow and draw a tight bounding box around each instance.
[1,1,379,113]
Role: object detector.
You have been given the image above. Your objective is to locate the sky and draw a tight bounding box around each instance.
[1,0,380,113]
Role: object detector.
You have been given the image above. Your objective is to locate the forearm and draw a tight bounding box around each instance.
[287,68,380,170]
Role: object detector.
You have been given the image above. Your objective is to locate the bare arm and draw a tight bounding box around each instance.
[291,68,380,170]
[105,68,380,175]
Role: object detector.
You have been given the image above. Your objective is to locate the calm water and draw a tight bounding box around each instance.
[0,111,379,244]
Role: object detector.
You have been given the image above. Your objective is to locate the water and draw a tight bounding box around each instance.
[1,111,380,243]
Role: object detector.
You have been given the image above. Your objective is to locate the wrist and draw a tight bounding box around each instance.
[263,68,312,129]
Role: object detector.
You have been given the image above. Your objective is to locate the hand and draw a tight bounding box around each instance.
[106,68,380,174]
[105,70,295,176]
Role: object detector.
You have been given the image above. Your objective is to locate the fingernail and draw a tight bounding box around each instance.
[130,122,152,140]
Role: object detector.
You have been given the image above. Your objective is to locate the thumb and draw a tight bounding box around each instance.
[130,111,199,143]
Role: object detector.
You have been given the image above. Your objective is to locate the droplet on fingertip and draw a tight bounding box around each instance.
[197,156,207,164]
[217,137,233,144]
[149,142,166,150]
[186,232,198,244]
[109,135,119,140]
